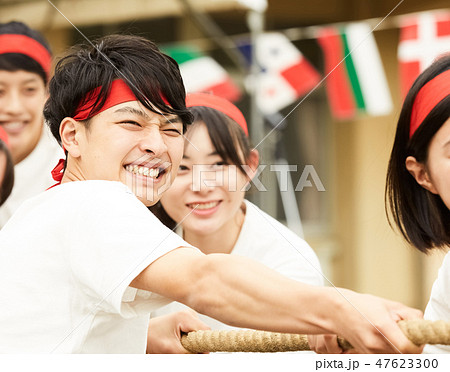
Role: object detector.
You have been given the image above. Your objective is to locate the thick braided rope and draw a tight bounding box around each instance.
[181,320,450,353]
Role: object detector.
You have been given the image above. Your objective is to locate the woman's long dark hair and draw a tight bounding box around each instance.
[0,140,14,206]
[386,55,450,252]
[150,106,252,230]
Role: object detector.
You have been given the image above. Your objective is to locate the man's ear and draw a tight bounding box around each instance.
[59,118,82,158]
[245,149,260,181]
[405,156,438,194]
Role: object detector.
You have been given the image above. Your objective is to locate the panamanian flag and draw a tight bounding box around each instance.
[317,23,393,120]
[239,32,321,115]
[398,11,450,98]
[163,46,241,102]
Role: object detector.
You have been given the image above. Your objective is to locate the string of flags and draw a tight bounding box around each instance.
[164,10,450,121]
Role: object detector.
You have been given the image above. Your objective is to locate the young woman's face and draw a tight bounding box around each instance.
[160,122,250,237]
[0,70,47,164]
[426,117,450,210]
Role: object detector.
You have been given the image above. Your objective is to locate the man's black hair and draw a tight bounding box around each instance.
[44,34,193,145]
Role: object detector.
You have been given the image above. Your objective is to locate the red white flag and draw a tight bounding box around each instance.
[240,32,321,115]
[398,11,450,97]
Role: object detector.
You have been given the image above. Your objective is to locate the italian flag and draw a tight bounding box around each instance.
[317,23,393,120]
[398,12,450,98]
[163,46,241,102]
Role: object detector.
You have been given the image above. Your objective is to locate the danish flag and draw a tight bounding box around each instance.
[398,12,450,97]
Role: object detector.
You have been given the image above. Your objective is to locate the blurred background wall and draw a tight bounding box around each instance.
[1,0,448,310]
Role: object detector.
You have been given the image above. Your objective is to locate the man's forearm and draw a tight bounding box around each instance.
[133,248,337,335]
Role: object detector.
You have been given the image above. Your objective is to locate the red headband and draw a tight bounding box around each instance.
[0,34,51,76]
[186,93,248,136]
[73,79,138,121]
[0,125,9,146]
[410,69,450,138]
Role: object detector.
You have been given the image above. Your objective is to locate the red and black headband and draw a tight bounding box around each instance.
[410,69,450,138]
[73,79,171,121]
[73,79,138,121]
[186,92,248,136]
[0,34,51,77]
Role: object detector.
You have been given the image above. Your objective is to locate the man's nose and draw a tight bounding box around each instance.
[139,129,168,158]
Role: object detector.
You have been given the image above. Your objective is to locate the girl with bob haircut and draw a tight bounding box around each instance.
[0,126,14,206]
[386,54,450,353]
[151,92,323,325]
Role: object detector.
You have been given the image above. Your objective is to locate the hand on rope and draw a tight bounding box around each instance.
[307,334,345,354]
[147,310,210,354]
[180,319,450,353]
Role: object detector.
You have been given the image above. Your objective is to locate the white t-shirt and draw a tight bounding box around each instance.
[152,200,323,330]
[423,252,450,353]
[0,126,64,228]
[0,180,192,353]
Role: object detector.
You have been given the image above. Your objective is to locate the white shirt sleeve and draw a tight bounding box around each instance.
[67,181,192,317]
[423,252,450,353]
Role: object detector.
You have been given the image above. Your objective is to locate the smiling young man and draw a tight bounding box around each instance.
[0,34,424,354]
[0,22,64,227]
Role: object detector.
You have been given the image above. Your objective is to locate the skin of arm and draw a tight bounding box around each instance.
[131,247,423,354]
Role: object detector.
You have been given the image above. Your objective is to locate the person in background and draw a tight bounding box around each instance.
[386,54,450,353]
[150,93,324,332]
[0,125,14,206]
[0,21,63,227]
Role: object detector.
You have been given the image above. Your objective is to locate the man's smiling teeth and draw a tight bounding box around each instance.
[189,201,219,210]
[125,164,160,178]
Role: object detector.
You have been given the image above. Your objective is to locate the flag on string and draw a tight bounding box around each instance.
[239,32,321,115]
[163,46,241,102]
[317,23,393,120]
[398,11,450,97]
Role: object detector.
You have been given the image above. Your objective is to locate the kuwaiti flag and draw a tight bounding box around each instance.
[317,23,393,120]
[398,11,450,97]
[163,46,241,102]
[239,32,321,115]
